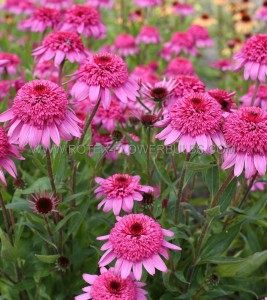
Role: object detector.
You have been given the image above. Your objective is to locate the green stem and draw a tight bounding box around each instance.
[147,127,151,184]
[57,59,65,85]
[0,191,12,243]
[45,150,57,195]
[174,152,191,223]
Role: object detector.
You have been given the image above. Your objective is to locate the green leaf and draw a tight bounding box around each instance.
[217,250,267,277]
[204,165,219,199]
[35,254,59,264]
[200,222,243,259]
[0,229,18,262]
[21,177,51,194]
[205,205,221,218]
[153,157,173,185]
[55,211,81,231]
[218,178,237,212]
[185,162,216,171]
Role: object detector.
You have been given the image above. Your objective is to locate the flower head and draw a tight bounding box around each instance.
[0,80,81,149]
[240,84,267,110]
[164,57,194,77]
[114,34,139,57]
[75,267,147,300]
[0,126,23,186]
[208,89,236,113]
[97,214,181,280]
[87,0,113,8]
[142,78,177,103]
[133,0,162,7]
[136,26,161,45]
[3,0,34,15]
[95,174,153,215]
[37,0,72,10]
[32,31,88,67]
[193,13,217,27]
[155,92,225,153]
[188,25,213,48]
[28,191,60,215]
[233,34,267,82]
[19,7,61,33]
[255,1,267,22]
[60,5,106,39]
[166,32,197,56]
[0,52,20,75]
[172,2,195,16]
[70,52,139,109]
[211,58,233,71]
[222,107,267,178]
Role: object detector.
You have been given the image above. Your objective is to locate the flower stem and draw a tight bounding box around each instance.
[137,97,152,113]
[147,127,152,184]
[57,59,65,85]
[79,98,101,146]
[186,168,235,288]
[43,215,56,246]
[174,152,191,223]
[0,191,12,243]
[251,80,260,106]
[46,149,57,195]
[238,172,258,209]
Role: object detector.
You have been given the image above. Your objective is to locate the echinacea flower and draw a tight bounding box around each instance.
[114,34,139,57]
[18,7,61,33]
[37,0,72,10]
[133,0,162,8]
[255,1,267,22]
[233,34,267,82]
[188,25,213,48]
[172,1,195,16]
[3,0,34,15]
[75,267,147,300]
[33,61,59,81]
[32,31,88,67]
[60,5,106,39]
[70,52,139,109]
[193,13,217,27]
[97,214,181,280]
[0,126,23,185]
[0,80,81,149]
[92,99,125,132]
[28,191,60,215]
[164,57,194,77]
[165,32,197,56]
[136,26,161,45]
[239,84,267,110]
[235,14,257,35]
[208,89,236,113]
[142,78,177,103]
[222,107,267,178]
[211,58,233,71]
[94,174,153,215]
[155,92,226,153]
[0,52,20,75]
[131,65,160,85]
[87,0,113,8]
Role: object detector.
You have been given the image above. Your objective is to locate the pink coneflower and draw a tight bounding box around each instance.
[222,107,267,178]
[0,53,20,75]
[240,84,267,110]
[211,58,233,71]
[28,191,60,215]
[75,267,147,300]
[155,92,226,153]
[18,7,61,33]
[70,52,139,109]
[0,80,81,149]
[32,31,88,67]
[131,65,160,85]
[166,32,197,56]
[188,25,213,48]
[136,26,161,45]
[92,99,125,132]
[142,79,177,103]
[33,61,59,81]
[168,75,205,108]
[164,57,194,77]
[60,5,106,39]
[87,0,113,8]
[255,1,267,22]
[114,34,139,57]
[3,0,34,15]
[208,89,236,113]
[233,34,267,82]
[95,174,153,215]
[133,0,162,7]
[0,127,23,186]
[0,81,11,100]
[97,214,181,280]
[37,0,72,10]
[160,44,173,61]
[172,1,195,16]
